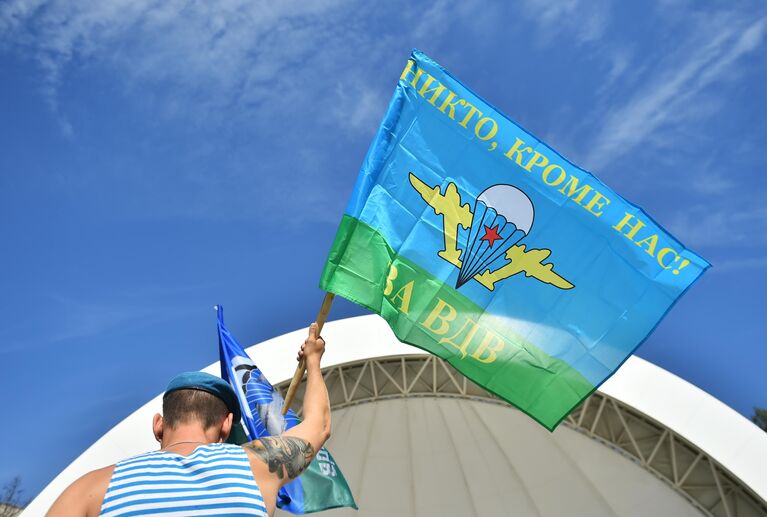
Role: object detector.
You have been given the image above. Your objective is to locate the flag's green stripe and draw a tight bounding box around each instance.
[320,215,595,430]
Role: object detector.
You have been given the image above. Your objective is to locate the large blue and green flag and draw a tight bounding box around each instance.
[216,306,357,513]
[320,50,709,431]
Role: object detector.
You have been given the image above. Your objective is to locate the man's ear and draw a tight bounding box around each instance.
[153,413,164,443]
[220,413,234,442]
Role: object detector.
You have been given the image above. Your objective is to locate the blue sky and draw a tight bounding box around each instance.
[1,0,766,500]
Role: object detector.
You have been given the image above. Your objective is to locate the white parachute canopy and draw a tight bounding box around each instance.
[457,184,535,288]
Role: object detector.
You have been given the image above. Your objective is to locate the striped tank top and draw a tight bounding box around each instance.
[100,443,267,516]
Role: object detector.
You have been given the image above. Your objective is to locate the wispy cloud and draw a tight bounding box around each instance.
[332,79,387,136]
[669,206,767,249]
[712,257,767,273]
[1,0,366,130]
[586,13,767,171]
[598,47,633,94]
[3,1,764,228]
[0,284,212,354]
[687,167,735,196]
[0,0,487,136]
[520,0,610,45]
[0,0,405,223]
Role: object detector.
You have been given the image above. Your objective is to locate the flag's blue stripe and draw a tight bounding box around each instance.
[340,50,709,388]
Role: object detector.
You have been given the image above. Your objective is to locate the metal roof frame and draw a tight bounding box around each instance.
[281,354,766,517]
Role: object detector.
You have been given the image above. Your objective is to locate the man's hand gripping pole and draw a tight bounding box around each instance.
[281,293,334,415]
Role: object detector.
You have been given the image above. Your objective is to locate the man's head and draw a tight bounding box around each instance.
[153,372,241,444]
[163,389,229,429]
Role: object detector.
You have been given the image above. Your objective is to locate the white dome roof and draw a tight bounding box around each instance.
[23,315,767,516]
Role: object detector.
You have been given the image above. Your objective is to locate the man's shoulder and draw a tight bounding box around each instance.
[81,464,115,486]
[46,465,114,517]
[72,465,115,513]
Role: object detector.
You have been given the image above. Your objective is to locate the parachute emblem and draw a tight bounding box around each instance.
[409,173,574,291]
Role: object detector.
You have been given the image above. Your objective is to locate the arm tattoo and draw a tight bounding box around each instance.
[245,436,314,480]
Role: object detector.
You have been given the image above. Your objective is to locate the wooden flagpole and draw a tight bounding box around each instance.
[281,292,335,415]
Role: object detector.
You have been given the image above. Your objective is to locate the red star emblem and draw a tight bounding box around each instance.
[480,224,502,247]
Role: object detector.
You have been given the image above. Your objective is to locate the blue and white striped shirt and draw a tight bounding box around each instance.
[100,443,267,516]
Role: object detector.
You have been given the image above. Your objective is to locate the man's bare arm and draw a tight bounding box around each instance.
[244,323,331,489]
[283,324,331,451]
[244,436,314,480]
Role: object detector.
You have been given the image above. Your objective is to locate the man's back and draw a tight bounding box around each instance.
[48,323,330,517]
[99,443,266,516]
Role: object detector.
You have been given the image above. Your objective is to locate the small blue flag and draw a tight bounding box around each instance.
[216,306,357,514]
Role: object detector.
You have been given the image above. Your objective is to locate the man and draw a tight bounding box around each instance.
[47,323,330,517]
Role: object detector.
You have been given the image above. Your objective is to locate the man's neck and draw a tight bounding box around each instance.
[161,424,220,454]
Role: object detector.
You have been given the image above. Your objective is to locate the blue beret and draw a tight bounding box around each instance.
[164,371,241,422]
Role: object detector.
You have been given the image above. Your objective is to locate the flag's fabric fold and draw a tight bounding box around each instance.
[217,306,357,514]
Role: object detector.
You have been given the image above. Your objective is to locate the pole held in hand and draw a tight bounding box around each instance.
[281,292,335,415]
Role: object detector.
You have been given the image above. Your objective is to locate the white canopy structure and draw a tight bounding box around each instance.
[24,315,767,516]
